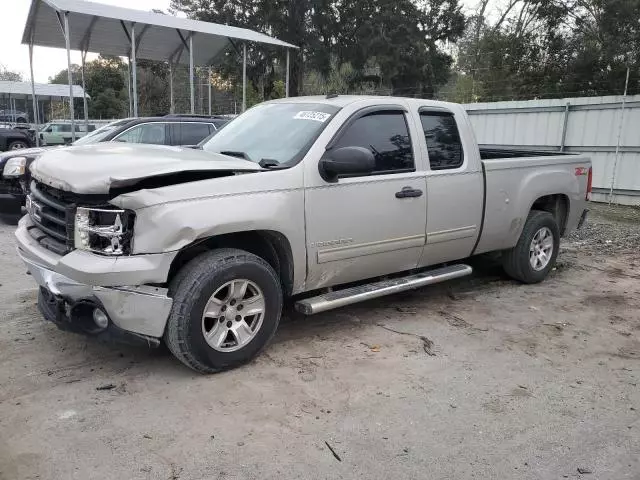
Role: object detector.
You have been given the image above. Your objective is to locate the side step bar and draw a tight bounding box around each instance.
[295,264,472,315]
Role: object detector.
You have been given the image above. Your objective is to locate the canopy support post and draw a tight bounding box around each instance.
[208,66,212,116]
[126,57,132,117]
[81,50,89,132]
[131,23,138,117]
[63,12,76,142]
[189,35,195,114]
[28,37,40,147]
[169,61,175,114]
[242,42,247,112]
[285,49,290,98]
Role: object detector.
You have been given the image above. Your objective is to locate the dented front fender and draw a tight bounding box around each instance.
[112,165,307,293]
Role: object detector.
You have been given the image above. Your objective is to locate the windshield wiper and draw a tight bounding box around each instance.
[219,150,251,161]
[259,158,287,169]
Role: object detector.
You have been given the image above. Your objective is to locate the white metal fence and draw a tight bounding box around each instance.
[463,95,640,206]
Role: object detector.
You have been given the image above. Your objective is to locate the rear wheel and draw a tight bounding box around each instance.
[164,248,282,373]
[8,140,28,150]
[502,210,560,283]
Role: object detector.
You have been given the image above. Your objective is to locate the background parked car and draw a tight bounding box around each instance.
[39,121,97,146]
[0,110,29,124]
[0,115,228,217]
[0,126,34,152]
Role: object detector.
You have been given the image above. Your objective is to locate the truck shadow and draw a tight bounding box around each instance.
[273,254,510,344]
[23,254,516,378]
[78,255,511,376]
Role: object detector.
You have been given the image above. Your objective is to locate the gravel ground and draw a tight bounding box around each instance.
[566,203,640,255]
[0,204,639,480]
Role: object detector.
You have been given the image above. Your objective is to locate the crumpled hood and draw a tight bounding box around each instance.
[30,142,262,194]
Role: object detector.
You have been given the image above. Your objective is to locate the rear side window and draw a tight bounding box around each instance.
[171,123,212,145]
[420,112,463,170]
[332,111,414,173]
[114,123,166,144]
[53,124,72,133]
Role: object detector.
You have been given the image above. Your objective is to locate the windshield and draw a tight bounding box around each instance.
[201,102,339,165]
[72,119,132,145]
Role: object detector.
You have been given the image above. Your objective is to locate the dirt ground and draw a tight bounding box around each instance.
[0,204,639,480]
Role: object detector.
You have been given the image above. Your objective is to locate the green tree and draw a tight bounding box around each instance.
[171,0,466,98]
[0,65,23,81]
[49,55,179,118]
[453,0,640,102]
[90,88,125,119]
[335,0,465,96]
[49,57,128,118]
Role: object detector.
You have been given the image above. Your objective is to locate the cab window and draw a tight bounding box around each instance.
[420,112,464,170]
[332,111,414,174]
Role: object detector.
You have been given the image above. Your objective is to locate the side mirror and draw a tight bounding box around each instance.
[319,146,375,182]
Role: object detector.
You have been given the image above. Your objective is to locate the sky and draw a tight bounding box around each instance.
[1,0,172,83]
[2,0,482,84]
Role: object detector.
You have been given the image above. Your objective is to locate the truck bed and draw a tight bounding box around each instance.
[479,146,572,160]
[474,151,591,256]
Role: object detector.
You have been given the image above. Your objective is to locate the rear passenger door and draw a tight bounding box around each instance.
[169,122,213,146]
[304,105,427,289]
[416,108,484,267]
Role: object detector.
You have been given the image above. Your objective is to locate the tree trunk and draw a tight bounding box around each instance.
[285,0,306,97]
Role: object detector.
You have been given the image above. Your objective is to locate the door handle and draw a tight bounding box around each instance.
[395,187,423,199]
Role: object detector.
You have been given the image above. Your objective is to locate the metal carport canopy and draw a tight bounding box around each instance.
[22,0,296,66]
[21,0,297,143]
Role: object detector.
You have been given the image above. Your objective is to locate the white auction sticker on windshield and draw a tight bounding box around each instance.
[293,111,331,122]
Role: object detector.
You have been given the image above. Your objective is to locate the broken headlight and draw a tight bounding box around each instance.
[3,157,27,178]
[74,207,135,255]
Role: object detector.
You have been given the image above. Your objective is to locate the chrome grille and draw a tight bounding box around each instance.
[26,182,74,255]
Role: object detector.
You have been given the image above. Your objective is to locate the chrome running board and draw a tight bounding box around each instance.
[295,264,472,315]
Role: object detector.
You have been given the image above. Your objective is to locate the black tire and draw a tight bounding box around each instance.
[7,140,28,150]
[164,248,282,373]
[502,210,560,284]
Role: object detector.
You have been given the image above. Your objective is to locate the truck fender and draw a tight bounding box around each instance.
[506,167,577,246]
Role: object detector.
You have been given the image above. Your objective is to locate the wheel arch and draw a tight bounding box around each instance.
[167,230,295,297]
[529,193,570,235]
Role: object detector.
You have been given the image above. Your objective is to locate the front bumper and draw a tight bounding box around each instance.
[16,216,176,339]
[20,251,173,340]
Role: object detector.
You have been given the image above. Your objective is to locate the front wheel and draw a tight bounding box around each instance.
[502,210,560,284]
[164,248,282,373]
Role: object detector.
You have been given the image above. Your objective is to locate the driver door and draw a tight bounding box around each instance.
[304,106,427,290]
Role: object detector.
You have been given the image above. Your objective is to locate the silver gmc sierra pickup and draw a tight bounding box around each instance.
[15,95,591,373]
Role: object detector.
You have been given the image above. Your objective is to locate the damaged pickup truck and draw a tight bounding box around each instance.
[16,96,591,373]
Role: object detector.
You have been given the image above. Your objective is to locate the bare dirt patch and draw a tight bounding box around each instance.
[1,205,639,479]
